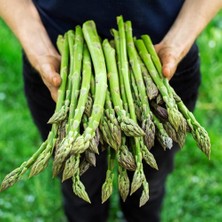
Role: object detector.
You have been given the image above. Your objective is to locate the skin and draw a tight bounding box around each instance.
[0,0,222,101]
[155,0,222,79]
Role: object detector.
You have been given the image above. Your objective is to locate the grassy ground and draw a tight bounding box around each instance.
[0,12,222,222]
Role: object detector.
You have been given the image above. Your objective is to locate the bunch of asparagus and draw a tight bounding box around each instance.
[0,16,211,207]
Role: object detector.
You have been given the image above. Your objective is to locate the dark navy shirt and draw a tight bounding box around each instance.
[31,0,201,100]
[33,0,184,45]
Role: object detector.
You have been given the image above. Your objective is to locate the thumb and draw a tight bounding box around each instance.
[161,55,178,80]
[38,60,61,101]
[155,44,179,80]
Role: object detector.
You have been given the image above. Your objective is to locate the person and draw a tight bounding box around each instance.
[0,0,221,221]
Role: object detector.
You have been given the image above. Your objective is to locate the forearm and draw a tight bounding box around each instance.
[0,0,58,68]
[0,0,61,101]
[156,0,222,78]
[163,0,222,60]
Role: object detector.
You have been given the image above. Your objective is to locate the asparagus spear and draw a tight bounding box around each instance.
[67,26,84,126]
[1,33,69,189]
[54,31,75,150]
[118,165,130,202]
[117,143,136,171]
[102,38,144,137]
[62,153,80,182]
[30,33,70,177]
[100,114,119,150]
[54,43,92,177]
[142,35,210,155]
[125,21,156,149]
[117,16,147,198]
[138,54,159,100]
[130,68,142,121]
[135,39,186,135]
[152,114,173,150]
[139,137,158,170]
[85,150,96,167]
[72,169,91,203]
[141,35,187,143]
[112,31,129,114]
[0,141,47,191]
[71,20,107,154]
[82,78,101,154]
[52,27,84,175]
[104,91,122,147]
[101,147,115,203]
[173,91,211,158]
[47,34,70,124]
[140,181,149,207]
[151,100,168,122]
[83,114,100,154]
[29,128,57,176]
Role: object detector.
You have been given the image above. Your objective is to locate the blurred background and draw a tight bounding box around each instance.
[0,11,222,222]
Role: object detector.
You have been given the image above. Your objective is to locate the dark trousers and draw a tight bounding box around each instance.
[22,43,201,222]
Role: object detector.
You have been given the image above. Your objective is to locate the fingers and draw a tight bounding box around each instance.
[154,43,181,80]
[41,64,61,101]
[36,55,61,101]
[159,51,178,79]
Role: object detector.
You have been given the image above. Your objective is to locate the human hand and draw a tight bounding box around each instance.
[0,0,62,102]
[154,42,186,80]
[29,53,61,102]
[154,0,222,80]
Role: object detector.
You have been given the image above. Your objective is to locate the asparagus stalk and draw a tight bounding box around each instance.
[67,26,84,126]
[1,33,70,189]
[117,143,136,171]
[104,91,122,148]
[118,165,130,202]
[101,147,115,203]
[152,114,173,150]
[47,34,70,124]
[138,54,159,100]
[54,43,92,176]
[0,141,47,191]
[99,115,119,150]
[125,20,155,149]
[72,169,91,203]
[71,20,107,154]
[142,35,210,154]
[29,127,57,176]
[62,153,80,182]
[173,91,211,158]
[117,16,137,122]
[30,33,70,177]
[102,38,144,137]
[130,68,142,121]
[141,35,188,143]
[140,181,149,207]
[85,150,96,167]
[141,35,162,77]
[135,39,186,135]
[139,138,158,170]
[117,16,147,197]
[54,31,75,150]
[52,27,84,175]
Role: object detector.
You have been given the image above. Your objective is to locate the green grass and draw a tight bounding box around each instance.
[161,12,222,222]
[0,19,66,222]
[0,11,222,222]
